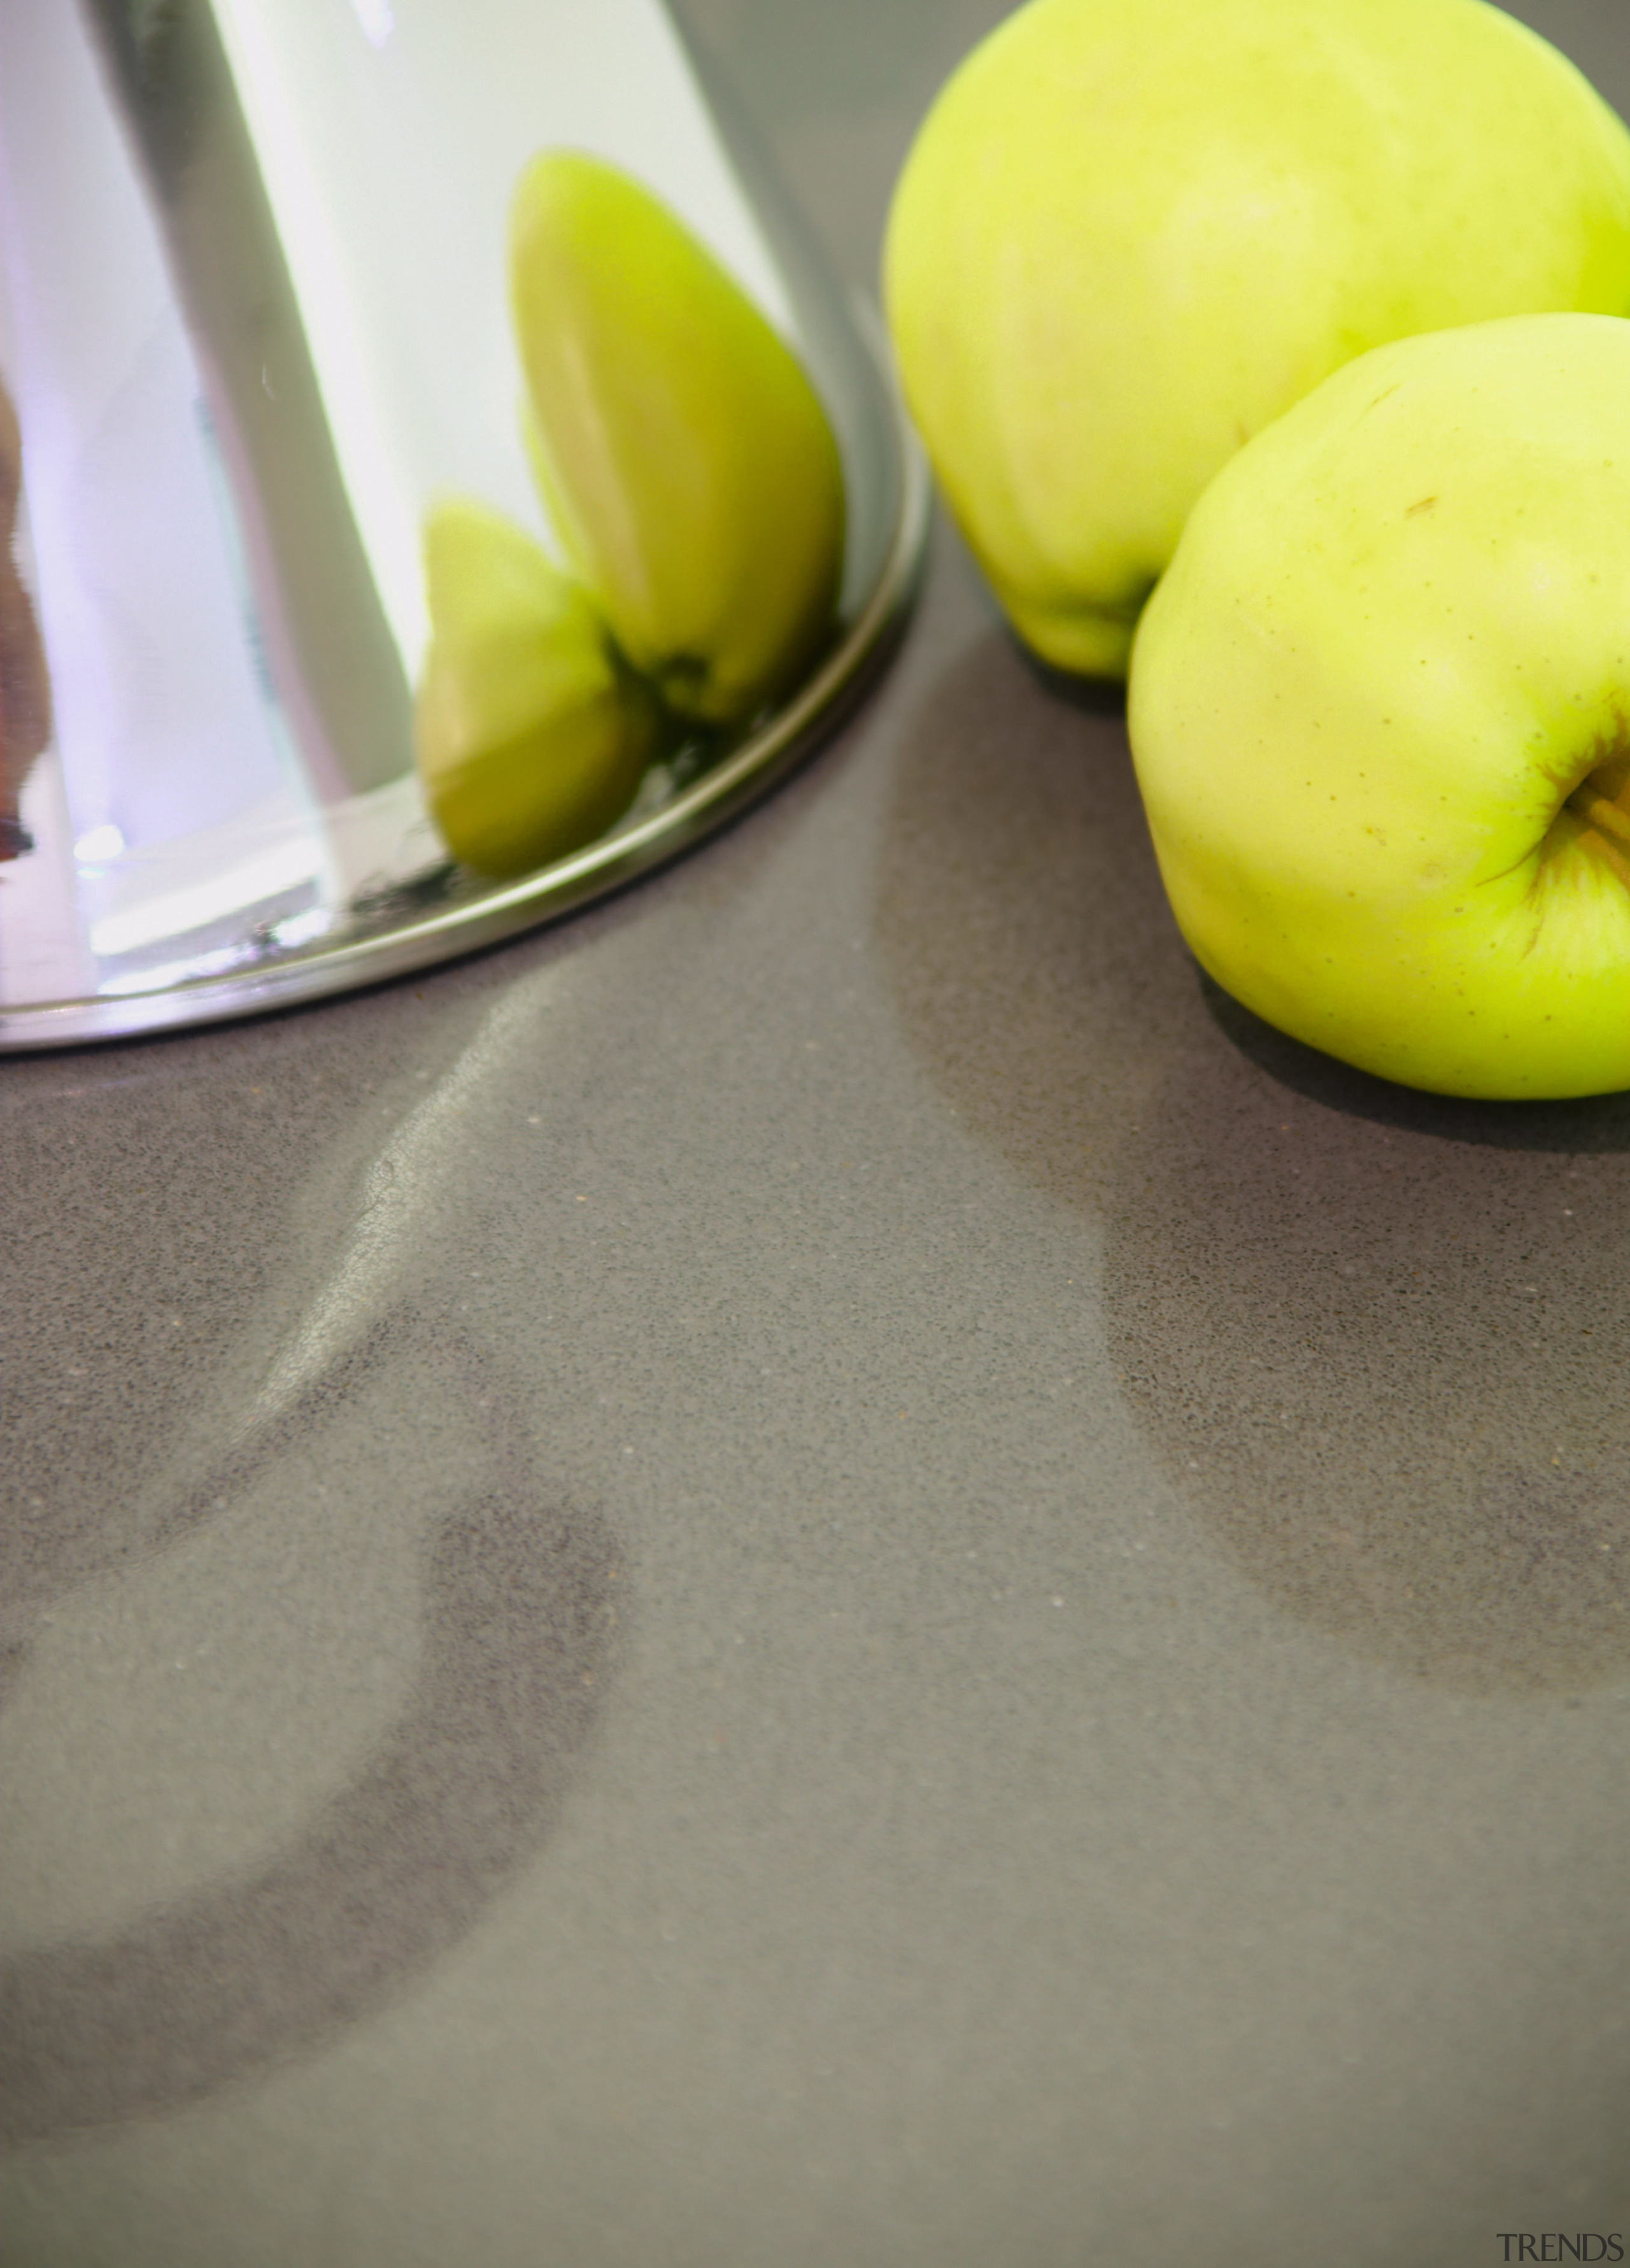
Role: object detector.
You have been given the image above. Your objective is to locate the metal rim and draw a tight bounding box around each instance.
[0,351,929,1054]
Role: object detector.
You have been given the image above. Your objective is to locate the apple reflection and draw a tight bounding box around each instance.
[414,151,846,881]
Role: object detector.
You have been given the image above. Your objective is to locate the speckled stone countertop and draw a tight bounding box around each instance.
[8,4,1630,2262]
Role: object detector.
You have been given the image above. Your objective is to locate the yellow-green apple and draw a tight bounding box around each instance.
[510,152,845,730]
[415,499,663,879]
[883,0,1630,680]
[1127,311,1630,1101]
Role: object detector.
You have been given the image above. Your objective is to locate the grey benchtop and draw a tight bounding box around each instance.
[7,3,1630,2261]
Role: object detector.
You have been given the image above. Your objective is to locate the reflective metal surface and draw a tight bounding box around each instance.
[0,0,923,1049]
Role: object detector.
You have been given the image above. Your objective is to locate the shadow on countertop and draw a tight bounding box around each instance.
[0,986,623,2146]
[0,1311,618,2147]
[876,625,1630,1697]
[872,627,1184,1214]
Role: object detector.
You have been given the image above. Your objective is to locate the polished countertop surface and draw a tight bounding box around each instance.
[8,3,1630,2261]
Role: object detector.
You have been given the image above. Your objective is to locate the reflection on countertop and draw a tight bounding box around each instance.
[1,980,618,2143]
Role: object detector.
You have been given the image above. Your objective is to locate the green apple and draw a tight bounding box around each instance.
[415,499,663,879]
[510,151,845,729]
[1127,311,1630,1101]
[883,0,1630,681]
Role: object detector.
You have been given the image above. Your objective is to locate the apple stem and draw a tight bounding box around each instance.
[1564,781,1630,888]
[1571,786,1630,846]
